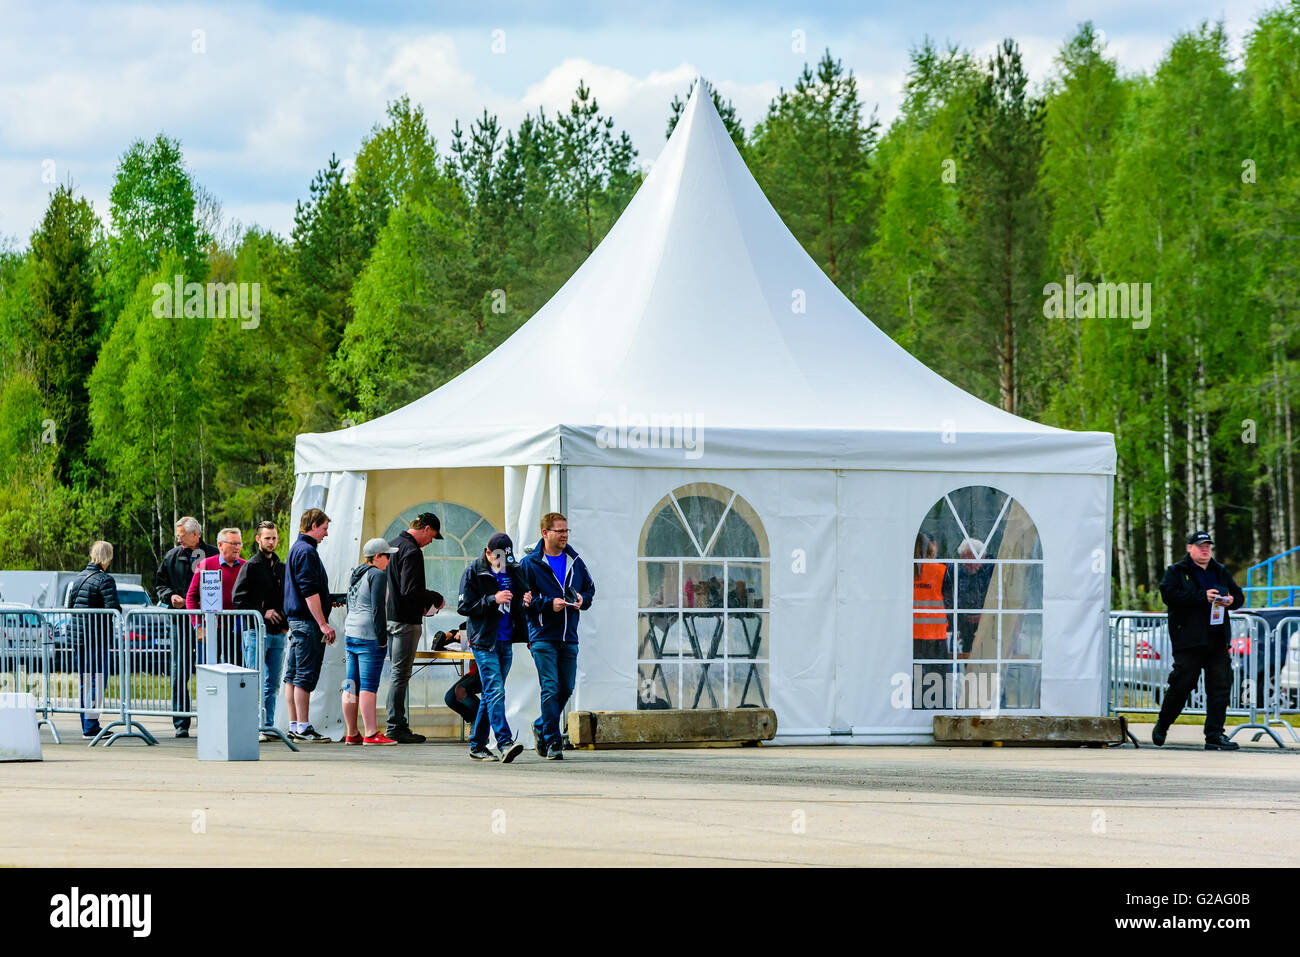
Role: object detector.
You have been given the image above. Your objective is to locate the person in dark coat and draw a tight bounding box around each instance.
[67,541,122,739]
[153,516,217,737]
[1153,530,1246,750]
[233,521,288,734]
[456,532,532,762]
[383,512,445,743]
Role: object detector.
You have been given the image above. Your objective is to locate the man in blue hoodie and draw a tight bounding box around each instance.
[519,512,595,760]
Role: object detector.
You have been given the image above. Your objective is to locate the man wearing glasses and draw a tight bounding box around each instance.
[520,512,596,760]
[1153,530,1245,750]
[185,528,248,672]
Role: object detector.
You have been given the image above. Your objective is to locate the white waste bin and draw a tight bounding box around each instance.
[0,692,42,761]
[196,663,259,761]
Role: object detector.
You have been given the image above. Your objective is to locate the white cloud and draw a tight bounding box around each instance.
[0,0,1276,243]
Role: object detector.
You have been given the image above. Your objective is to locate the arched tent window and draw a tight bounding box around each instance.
[383,502,496,605]
[636,483,769,711]
[911,486,1043,711]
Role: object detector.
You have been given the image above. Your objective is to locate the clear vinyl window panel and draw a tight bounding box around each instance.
[383,502,497,603]
[637,483,770,711]
[911,486,1043,712]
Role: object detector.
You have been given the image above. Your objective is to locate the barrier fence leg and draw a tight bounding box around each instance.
[257,623,297,752]
[106,611,156,746]
[1119,715,1139,748]
[1227,622,1286,749]
[37,641,60,744]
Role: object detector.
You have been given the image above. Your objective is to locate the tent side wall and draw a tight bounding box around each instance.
[566,465,1112,741]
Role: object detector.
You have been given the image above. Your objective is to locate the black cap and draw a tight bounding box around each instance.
[486,532,514,560]
[1187,530,1213,546]
[413,511,444,540]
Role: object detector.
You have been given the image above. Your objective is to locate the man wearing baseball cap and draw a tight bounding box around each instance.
[456,532,531,762]
[1153,530,1245,750]
[384,512,446,743]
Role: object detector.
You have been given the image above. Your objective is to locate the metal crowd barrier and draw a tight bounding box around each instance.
[118,607,293,749]
[1108,610,1296,747]
[1271,616,1300,728]
[0,605,293,749]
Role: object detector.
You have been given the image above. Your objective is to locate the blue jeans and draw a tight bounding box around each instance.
[471,642,514,749]
[242,630,287,725]
[531,640,578,751]
[343,637,385,695]
[77,637,106,735]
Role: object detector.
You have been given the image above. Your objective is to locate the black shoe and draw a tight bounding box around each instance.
[389,730,426,744]
[82,727,102,740]
[292,725,330,743]
[1151,725,1167,747]
[501,741,524,764]
[469,747,497,761]
[174,729,190,739]
[1205,733,1240,751]
[546,747,564,761]
[535,734,548,758]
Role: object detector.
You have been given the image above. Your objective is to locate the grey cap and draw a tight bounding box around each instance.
[363,537,399,558]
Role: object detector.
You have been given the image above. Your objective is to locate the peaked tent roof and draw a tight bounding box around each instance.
[296,81,1115,475]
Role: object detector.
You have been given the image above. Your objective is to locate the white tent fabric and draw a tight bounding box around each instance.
[295,81,1114,476]
[291,80,1117,744]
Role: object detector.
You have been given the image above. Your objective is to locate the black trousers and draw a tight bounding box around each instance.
[1157,641,1232,739]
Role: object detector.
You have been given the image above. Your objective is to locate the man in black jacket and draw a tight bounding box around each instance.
[233,520,287,735]
[1154,530,1246,750]
[153,516,218,737]
[384,512,445,743]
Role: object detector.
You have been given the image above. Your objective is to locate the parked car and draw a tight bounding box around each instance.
[0,602,56,669]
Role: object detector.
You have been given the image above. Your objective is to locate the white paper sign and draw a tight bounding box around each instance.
[200,570,223,612]
[1210,602,1225,626]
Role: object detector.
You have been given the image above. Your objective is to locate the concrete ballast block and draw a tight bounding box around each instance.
[568,708,777,748]
[933,715,1124,745]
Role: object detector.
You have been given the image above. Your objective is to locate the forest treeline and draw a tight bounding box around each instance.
[0,9,1297,608]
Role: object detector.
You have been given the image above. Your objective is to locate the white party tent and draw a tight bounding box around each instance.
[292,80,1116,744]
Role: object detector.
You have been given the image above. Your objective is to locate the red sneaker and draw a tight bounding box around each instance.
[364,733,398,746]
[344,733,365,746]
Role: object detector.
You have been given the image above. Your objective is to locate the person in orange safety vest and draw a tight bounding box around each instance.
[913,534,953,678]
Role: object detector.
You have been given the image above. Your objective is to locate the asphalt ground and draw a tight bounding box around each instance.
[3,719,1298,867]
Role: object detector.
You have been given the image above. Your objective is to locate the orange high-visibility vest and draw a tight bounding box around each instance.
[913,563,948,640]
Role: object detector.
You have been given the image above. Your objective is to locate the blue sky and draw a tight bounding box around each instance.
[0,0,1262,244]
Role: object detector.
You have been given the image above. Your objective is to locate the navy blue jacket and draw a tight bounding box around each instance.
[457,556,531,650]
[518,539,595,644]
[284,533,330,622]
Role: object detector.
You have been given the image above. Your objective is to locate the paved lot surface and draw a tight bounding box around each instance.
[3,720,1298,866]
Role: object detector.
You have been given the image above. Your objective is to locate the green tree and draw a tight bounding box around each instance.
[88,256,208,556]
[352,95,445,249]
[750,50,879,292]
[103,134,208,324]
[941,39,1047,414]
[555,80,639,252]
[28,184,101,481]
[864,40,978,352]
